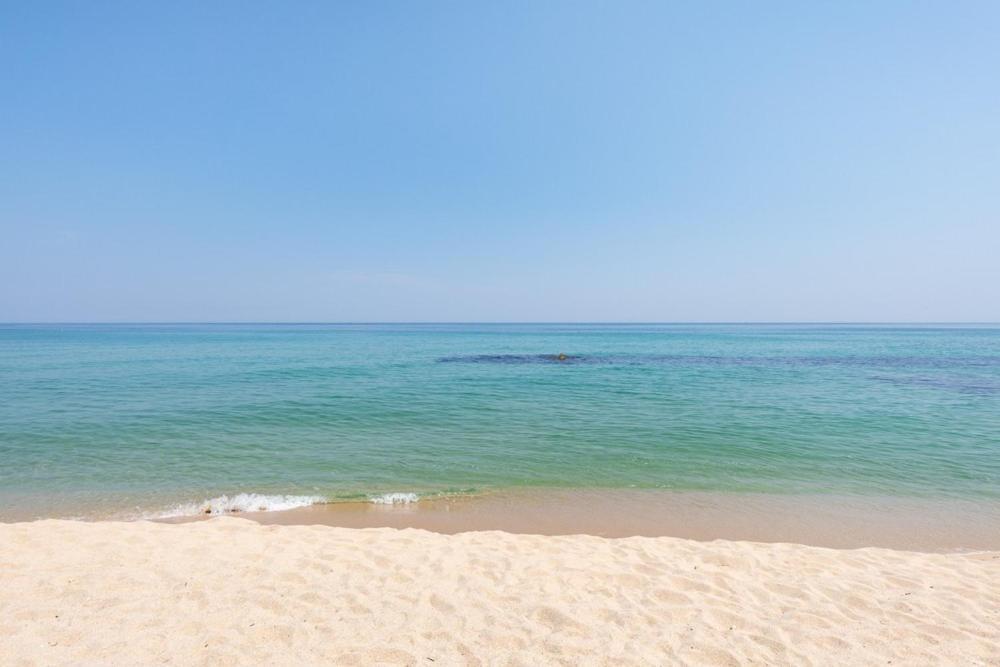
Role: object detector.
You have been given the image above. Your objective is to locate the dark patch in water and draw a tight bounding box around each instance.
[438,354,591,365]
[438,353,1000,371]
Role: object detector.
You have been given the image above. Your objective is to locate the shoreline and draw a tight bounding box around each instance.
[109,488,1000,552]
[7,488,999,552]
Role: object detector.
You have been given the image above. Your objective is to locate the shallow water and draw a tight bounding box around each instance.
[1,323,998,520]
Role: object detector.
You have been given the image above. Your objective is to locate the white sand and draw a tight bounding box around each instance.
[1,518,997,665]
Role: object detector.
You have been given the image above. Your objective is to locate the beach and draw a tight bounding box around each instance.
[6,0,999,661]
[2,324,998,663]
[1,518,997,665]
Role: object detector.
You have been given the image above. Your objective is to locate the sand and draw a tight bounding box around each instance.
[1,518,998,666]
[231,489,1000,552]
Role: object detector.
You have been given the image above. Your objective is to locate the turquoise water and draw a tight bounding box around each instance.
[1,323,999,519]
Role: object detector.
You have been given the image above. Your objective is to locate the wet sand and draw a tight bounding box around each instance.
[177,489,1000,552]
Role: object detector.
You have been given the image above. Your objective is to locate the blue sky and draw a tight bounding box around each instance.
[2,1,998,322]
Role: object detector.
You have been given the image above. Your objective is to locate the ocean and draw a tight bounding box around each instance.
[1,323,999,523]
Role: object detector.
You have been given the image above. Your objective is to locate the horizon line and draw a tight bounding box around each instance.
[2,321,999,326]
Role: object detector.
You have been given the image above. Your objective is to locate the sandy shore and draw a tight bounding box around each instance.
[1,519,998,665]
[225,490,1000,552]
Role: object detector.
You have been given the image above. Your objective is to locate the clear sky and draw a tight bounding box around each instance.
[2,1,998,322]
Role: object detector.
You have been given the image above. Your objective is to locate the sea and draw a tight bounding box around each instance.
[1,323,999,530]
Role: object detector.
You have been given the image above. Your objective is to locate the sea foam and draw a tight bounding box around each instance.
[369,492,420,505]
[157,493,326,518]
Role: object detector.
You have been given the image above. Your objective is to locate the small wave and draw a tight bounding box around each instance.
[156,493,326,518]
[369,492,420,505]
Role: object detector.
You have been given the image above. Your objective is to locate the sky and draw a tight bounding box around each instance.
[2,1,998,322]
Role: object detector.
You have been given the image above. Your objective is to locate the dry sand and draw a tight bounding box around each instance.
[1,518,998,666]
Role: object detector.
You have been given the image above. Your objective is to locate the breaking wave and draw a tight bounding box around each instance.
[152,491,424,518]
[155,493,327,518]
[369,492,420,505]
